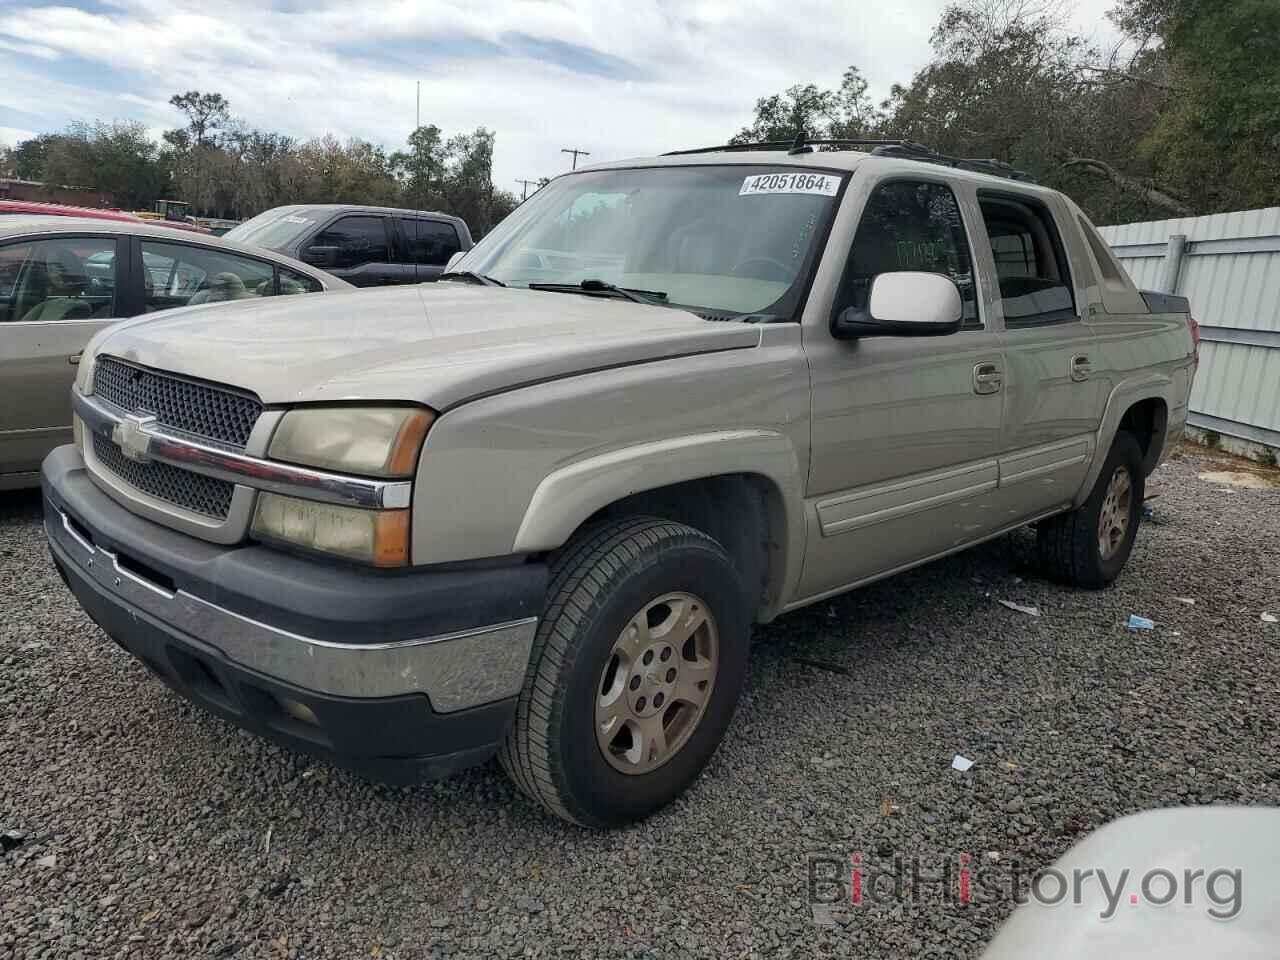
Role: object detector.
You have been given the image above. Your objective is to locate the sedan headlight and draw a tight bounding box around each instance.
[268,405,434,478]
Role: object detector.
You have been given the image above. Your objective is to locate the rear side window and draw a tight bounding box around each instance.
[979,195,1076,327]
[838,180,980,329]
[140,241,276,310]
[1078,214,1129,289]
[279,266,322,295]
[308,216,390,269]
[402,219,461,266]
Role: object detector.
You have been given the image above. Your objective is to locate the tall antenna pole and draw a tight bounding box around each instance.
[515,178,538,201]
[560,147,590,169]
[415,81,420,130]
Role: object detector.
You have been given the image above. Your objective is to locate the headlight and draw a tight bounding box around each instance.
[268,406,434,478]
[252,493,410,567]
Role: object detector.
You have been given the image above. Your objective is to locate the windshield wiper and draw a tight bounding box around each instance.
[440,270,506,287]
[527,279,668,305]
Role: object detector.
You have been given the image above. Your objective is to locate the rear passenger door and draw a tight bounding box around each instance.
[399,217,462,281]
[0,233,123,479]
[303,215,403,286]
[976,191,1106,521]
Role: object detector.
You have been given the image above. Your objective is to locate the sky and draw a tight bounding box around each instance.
[0,0,1122,191]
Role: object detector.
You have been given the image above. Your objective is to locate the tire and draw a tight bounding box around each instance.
[1038,430,1145,588]
[498,517,749,828]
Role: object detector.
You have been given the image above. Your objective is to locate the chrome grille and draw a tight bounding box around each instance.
[95,357,262,447]
[92,432,234,519]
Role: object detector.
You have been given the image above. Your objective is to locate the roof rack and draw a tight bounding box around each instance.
[664,136,920,157]
[663,132,1037,183]
[868,142,1037,183]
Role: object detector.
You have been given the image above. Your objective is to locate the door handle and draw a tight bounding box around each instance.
[973,361,1003,395]
[68,353,82,366]
[1070,354,1091,382]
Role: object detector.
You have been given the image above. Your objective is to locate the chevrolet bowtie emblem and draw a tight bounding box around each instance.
[111,414,156,463]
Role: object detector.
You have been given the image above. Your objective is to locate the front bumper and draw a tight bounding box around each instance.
[42,445,547,784]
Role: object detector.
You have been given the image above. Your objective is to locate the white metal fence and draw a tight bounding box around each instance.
[1099,208,1280,454]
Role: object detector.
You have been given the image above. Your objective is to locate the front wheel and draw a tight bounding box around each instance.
[1037,430,1145,588]
[498,517,749,828]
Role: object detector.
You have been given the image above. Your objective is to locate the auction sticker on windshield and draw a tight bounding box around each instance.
[739,173,841,197]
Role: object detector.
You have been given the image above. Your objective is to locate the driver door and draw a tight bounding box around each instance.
[798,176,1006,599]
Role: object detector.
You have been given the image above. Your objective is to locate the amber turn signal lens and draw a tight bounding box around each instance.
[386,409,435,477]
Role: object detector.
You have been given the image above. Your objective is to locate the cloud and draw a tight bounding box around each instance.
[0,125,38,149]
[0,0,1121,189]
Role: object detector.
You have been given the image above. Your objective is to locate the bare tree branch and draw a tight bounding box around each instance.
[1079,65,1182,93]
[1060,158,1194,215]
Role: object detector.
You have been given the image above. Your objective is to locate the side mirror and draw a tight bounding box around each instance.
[832,271,964,339]
[445,251,466,273]
[301,245,340,269]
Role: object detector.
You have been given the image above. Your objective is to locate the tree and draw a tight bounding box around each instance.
[168,91,232,149]
[731,68,879,144]
[731,0,1216,222]
[40,121,163,207]
[391,124,446,208]
[10,134,63,181]
[1109,0,1280,211]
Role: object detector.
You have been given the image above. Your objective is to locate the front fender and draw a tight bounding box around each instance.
[512,429,808,607]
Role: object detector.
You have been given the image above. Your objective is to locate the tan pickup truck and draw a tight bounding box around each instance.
[41,140,1198,827]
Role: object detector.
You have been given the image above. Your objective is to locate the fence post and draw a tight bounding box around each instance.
[1160,234,1187,294]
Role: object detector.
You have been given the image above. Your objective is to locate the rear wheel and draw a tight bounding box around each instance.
[498,517,749,828]
[1038,430,1145,588]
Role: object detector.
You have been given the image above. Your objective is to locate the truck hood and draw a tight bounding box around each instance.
[91,284,761,409]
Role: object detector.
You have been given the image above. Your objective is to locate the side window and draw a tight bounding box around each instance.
[978,195,1076,327]
[839,180,979,329]
[307,216,390,270]
[278,266,322,296]
[1078,214,1129,290]
[403,219,461,266]
[1,237,117,323]
[139,241,274,311]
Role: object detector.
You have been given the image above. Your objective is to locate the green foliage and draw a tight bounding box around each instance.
[8,90,515,233]
[731,67,879,144]
[1112,0,1280,211]
[734,0,1280,223]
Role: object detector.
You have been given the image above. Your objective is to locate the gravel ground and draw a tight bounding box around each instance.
[2,444,1278,960]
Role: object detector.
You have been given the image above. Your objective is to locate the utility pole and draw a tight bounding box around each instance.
[515,178,538,201]
[415,81,420,131]
[561,147,590,169]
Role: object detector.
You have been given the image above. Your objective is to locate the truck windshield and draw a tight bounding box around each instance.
[224,208,321,249]
[455,165,845,317]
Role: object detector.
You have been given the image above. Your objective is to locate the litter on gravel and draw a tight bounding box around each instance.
[1264,613,1278,624]
[1173,597,1197,605]
[998,600,1040,617]
[951,755,976,772]
[1127,614,1156,630]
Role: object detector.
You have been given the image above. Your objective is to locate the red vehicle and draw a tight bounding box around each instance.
[0,200,145,223]
[0,200,208,233]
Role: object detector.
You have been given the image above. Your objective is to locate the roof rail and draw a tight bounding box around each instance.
[662,133,1036,182]
[869,143,1037,182]
[663,137,922,157]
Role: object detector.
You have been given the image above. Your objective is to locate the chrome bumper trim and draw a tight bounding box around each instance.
[48,509,537,712]
[73,389,412,510]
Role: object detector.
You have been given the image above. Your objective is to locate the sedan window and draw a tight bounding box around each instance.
[0,237,117,323]
[139,241,275,311]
